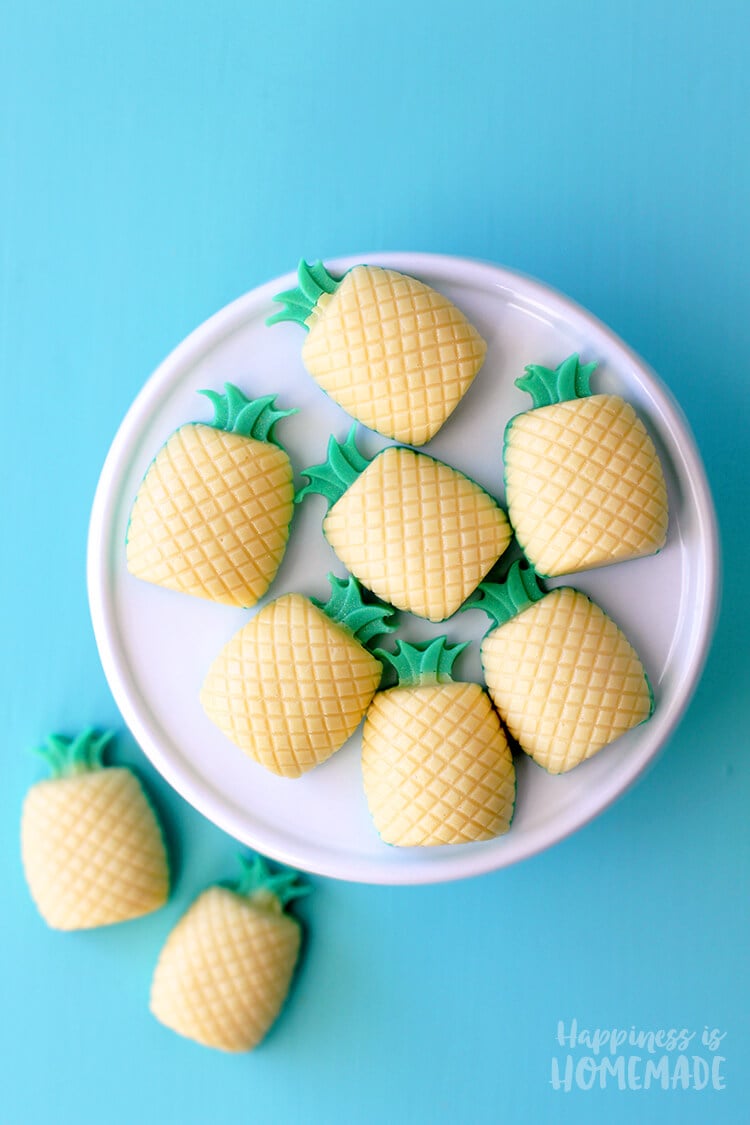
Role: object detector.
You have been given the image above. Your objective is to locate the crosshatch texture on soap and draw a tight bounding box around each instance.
[504,353,668,578]
[303,266,487,444]
[127,426,294,605]
[481,587,653,773]
[21,731,169,931]
[363,681,515,846]
[200,593,383,777]
[268,260,487,445]
[150,856,308,1053]
[150,886,299,1052]
[323,446,511,622]
[23,770,169,928]
[126,385,297,608]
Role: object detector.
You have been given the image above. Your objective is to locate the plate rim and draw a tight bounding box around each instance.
[87,252,721,885]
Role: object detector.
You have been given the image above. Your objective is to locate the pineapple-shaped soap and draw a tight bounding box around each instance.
[201,573,395,777]
[465,561,654,774]
[267,259,487,445]
[362,637,515,846]
[150,854,309,1052]
[21,729,169,930]
[298,427,512,622]
[126,383,296,607]
[504,354,668,577]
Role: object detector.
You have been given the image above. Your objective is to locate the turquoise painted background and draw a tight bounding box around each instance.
[2,2,748,1122]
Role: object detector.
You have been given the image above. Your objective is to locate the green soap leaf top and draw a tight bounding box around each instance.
[199,383,297,446]
[231,853,311,911]
[313,573,397,647]
[515,353,598,409]
[463,560,546,629]
[296,425,372,508]
[33,728,114,779]
[266,259,342,329]
[373,636,470,688]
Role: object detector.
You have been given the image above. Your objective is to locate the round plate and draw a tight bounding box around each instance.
[88,253,719,884]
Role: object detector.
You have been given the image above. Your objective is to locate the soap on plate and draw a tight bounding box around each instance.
[126,383,296,608]
[268,258,487,445]
[465,560,654,774]
[200,573,395,777]
[298,426,512,622]
[362,637,515,847]
[504,353,668,577]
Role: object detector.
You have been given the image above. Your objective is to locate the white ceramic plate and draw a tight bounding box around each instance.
[88,253,719,885]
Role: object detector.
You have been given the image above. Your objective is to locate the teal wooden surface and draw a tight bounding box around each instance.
[2,2,747,1122]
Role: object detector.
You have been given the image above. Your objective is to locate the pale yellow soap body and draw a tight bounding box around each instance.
[362,682,515,846]
[21,768,169,930]
[481,588,652,774]
[302,266,487,445]
[126,423,294,607]
[150,886,300,1052]
[505,394,668,577]
[200,593,382,777]
[323,447,511,622]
